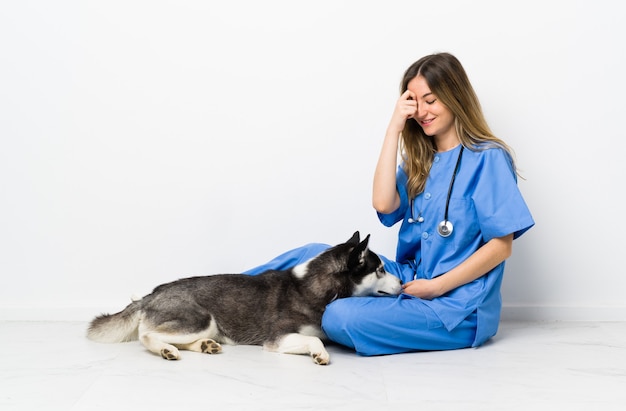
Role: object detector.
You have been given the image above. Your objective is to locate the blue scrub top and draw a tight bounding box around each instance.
[378,144,534,347]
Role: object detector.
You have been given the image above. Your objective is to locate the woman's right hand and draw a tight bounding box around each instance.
[388,89,417,133]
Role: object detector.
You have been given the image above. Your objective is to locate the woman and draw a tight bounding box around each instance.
[246,52,534,356]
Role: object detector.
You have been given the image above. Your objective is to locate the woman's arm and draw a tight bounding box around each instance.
[373,90,417,214]
[402,233,514,299]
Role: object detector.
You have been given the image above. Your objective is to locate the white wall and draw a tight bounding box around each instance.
[1,0,624,321]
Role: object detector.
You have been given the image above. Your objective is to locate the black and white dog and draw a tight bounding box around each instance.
[87,232,402,365]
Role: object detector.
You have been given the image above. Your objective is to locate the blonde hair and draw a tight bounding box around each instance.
[399,53,516,198]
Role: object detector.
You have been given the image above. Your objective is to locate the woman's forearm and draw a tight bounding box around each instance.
[403,234,514,299]
[373,90,417,214]
[372,127,402,214]
[436,234,514,295]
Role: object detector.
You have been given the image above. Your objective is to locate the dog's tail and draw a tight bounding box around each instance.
[87,300,142,343]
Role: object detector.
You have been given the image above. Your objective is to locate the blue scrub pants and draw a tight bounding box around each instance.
[244,243,477,356]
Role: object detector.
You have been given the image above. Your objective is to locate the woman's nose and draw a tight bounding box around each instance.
[416,103,427,119]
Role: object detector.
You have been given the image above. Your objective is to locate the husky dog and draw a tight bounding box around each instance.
[87,232,402,365]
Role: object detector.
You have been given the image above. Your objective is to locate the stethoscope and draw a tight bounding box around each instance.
[407,146,464,238]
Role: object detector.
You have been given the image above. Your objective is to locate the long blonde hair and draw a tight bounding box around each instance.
[399,53,516,198]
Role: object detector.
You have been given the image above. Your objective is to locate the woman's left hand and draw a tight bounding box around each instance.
[402,279,444,300]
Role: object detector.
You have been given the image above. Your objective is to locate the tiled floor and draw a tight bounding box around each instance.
[1,321,625,410]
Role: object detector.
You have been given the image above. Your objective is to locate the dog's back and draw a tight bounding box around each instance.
[139,271,328,345]
[87,232,402,364]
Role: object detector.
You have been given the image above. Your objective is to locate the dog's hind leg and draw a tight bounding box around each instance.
[171,320,223,354]
[139,332,223,359]
[175,338,222,355]
[139,330,181,360]
[266,333,330,365]
[138,319,223,360]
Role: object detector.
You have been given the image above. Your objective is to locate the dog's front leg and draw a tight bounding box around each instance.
[266,333,330,365]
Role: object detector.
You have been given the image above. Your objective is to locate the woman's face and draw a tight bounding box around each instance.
[407,75,457,145]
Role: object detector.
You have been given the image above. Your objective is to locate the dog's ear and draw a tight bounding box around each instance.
[347,231,360,245]
[348,234,370,269]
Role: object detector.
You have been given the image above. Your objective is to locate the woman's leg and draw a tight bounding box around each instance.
[321,295,477,356]
[243,243,331,275]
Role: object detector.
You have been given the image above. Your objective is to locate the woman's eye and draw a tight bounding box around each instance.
[426,99,437,105]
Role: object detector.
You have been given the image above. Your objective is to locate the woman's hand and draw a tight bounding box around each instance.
[388,89,417,133]
[402,278,444,300]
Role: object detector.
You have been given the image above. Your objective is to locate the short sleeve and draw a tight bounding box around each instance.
[472,149,534,242]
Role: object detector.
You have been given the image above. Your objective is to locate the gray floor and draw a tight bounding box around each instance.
[1,321,625,410]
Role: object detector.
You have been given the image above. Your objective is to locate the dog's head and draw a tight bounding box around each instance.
[298,231,402,300]
[342,231,402,297]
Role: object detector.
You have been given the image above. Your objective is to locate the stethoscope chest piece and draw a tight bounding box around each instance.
[437,220,454,237]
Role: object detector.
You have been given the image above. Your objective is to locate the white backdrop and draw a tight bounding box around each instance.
[1,0,624,321]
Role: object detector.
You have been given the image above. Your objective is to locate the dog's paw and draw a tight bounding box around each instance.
[311,350,330,365]
[200,339,222,354]
[161,347,180,360]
